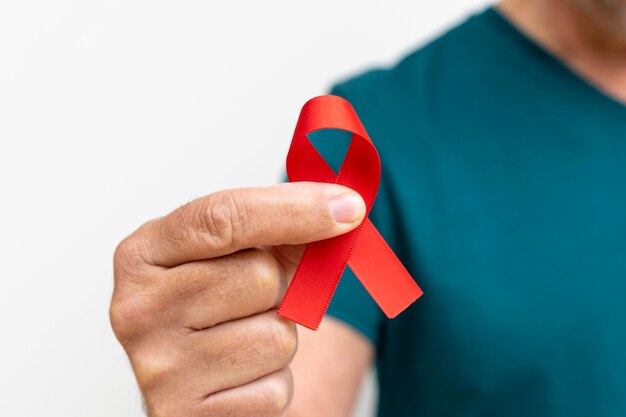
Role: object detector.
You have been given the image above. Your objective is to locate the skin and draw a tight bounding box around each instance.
[499,0,626,103]
[110,182,367,417]
[111,2,626,417]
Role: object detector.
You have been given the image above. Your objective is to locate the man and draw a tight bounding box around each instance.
[110,0,626,415]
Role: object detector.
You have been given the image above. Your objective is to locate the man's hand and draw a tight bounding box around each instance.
[110,182,366,417]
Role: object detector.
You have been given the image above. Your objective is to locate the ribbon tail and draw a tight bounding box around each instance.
[348,219,423,318]
[277,231,356,330]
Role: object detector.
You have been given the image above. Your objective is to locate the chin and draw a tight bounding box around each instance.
[573,0,626,43]
[601,3,626,41]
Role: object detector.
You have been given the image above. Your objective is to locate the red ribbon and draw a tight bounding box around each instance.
[278,95,423,330]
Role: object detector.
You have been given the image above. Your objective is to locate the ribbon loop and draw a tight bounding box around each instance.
[278,95,422,330]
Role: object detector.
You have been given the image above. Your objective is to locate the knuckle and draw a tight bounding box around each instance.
[266,317,298,365]
[132,346,180,393]
[109,292,155,345]
[264,369,293,415]
[114,235,149,276]
[199,191,251,252]
[248,250,283,306]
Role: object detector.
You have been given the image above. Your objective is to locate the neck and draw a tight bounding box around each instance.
[498,0,626,104]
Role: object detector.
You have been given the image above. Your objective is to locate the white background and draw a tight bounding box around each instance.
[0,1,490,416]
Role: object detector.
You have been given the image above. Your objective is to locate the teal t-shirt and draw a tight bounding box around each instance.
[316,6,626,417]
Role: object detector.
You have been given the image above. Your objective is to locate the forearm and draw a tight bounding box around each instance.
[288,317,374,417]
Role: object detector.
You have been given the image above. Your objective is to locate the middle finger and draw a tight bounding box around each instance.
[162,247,288,330]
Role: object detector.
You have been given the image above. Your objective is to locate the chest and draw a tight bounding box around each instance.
[378,125,626,415]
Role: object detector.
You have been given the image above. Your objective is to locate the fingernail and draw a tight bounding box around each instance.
[328,193,365,224]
